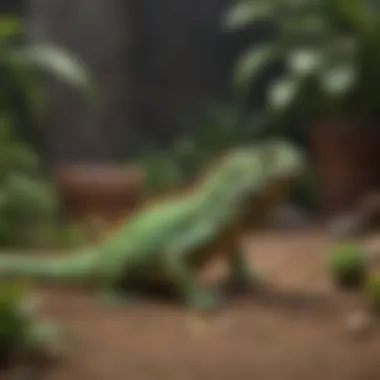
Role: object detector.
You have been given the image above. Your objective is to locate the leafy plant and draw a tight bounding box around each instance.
[0,15,93,127]
[225,0,380,124]
[328,243,368,289]
[0,16,94,247]
[0,115,59,247]
[0,283,63,368]
[365,275,380,313]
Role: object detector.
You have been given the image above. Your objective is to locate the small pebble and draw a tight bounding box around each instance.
[345,310,372,338]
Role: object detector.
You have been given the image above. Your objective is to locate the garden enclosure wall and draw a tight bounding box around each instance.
[3,0,275,164]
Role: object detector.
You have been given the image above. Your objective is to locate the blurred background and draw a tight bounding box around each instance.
[2,0,379,241]
[0,1,380,379]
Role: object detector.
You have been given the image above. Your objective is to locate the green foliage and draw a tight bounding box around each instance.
[225,0,380,123]
[0,15,94,247]
[139,102,267,196]
[0,15,94,125]
[0,116,59,247]
[365,275,380,312]
[328,243,368,288]
[0,284,29,356]
[0,283,62,366]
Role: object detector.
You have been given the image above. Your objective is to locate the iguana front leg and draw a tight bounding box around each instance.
[165,254,221,311]
[164,221,224,311]
[225,248,256,294]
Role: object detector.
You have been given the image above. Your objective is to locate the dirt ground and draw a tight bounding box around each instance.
[5,230,380,380]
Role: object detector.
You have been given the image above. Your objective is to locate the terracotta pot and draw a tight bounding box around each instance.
[309,120,380,215]
[53,164,144,231]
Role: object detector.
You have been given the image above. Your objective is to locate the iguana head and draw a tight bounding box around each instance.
[258,140,304,182]
[217,140,303,190]
[225,140,305,227]
[198,140,304,212]
[201,147,266,206]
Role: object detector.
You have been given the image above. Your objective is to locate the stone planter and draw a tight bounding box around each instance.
[309,120,380,216]
[53,164,144,232]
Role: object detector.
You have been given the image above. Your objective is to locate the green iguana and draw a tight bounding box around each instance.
[0,140,303,311]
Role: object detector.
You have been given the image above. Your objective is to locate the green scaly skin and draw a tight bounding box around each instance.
[0,141,304,311]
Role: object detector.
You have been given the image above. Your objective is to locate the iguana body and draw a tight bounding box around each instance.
[0,141,303,310]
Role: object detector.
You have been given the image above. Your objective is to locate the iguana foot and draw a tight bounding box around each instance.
[188,289,222,312]
[225,270,262,295]
[227,251,260,294]
[99,290,139,308]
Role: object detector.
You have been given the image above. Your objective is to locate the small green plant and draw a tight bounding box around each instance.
[0,283,63,368]
[328,243,368,289]
[365,275,380,313]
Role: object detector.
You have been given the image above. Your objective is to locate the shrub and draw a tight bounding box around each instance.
[328,243,368,289]
[0,283,62,368]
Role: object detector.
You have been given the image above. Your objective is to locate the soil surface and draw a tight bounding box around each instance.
[4,230,380,380]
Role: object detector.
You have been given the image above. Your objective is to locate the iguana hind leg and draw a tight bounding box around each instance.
[163,219,227,312]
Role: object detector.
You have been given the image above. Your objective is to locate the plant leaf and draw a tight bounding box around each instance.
[320,63,357,96]
[268,76,302,111]
[287,48,324,76]
[224,1,276,29]
[8,44,94,101]
[0,55,45,127]
[0,16,21,40]
[234,45,276,93]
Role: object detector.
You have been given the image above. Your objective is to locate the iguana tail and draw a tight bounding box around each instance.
[0,250,98,284]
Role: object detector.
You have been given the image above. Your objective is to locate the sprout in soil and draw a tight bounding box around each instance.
[327,243,368,289]
[365,276,380,314]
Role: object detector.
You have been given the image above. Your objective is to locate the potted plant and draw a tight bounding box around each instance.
[0,16,142,233]
[225,0,380,215]
[54,164,144,232]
